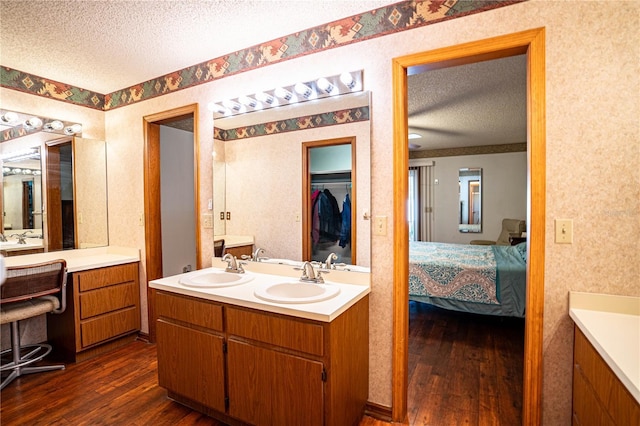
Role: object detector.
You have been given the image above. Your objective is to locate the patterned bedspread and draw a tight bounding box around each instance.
[409,241,501,304]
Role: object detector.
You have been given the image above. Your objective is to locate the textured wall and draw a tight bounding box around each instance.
[2,1,639,423]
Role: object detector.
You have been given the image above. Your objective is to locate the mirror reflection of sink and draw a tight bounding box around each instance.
[179,270,253,288]
[254,282,340,304]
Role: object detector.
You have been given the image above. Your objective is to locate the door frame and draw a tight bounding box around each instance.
[301,136,357,264]
[391,28,546,424]
[143,103,200,342]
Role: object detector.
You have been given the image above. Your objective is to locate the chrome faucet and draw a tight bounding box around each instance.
[222,253,245,273]
[0,233,7,242]
[10,230,33,244]
[324,253,338,269]
[241,247,266,262]
[295,261,327,284]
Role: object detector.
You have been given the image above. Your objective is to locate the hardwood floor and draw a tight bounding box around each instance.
[407,301,524,425]
[1,303,523,425]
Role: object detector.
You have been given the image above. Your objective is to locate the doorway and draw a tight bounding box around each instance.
[302,137,357,265]
[143,104,201,342]
[391,28,546,424]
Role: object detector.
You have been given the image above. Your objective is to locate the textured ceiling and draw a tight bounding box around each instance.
[408,54,527,150]
[0,0,396,94]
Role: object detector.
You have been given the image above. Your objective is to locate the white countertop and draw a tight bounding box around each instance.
[3,246,140,272]
[569,291,640,403]
[215,235,254,248]
[150,263,370,322]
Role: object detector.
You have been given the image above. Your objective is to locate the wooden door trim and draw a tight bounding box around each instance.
[143,103,200,343]
[391,28,546,425]
[301,136,356,263]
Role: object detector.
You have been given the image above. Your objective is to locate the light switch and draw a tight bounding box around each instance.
[555,219,573,244]
[203,214,213,229]
[374,216,387,236]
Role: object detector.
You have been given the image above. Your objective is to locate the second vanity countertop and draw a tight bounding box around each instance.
[3,246,140,272]
[569,291,640,403]
[150,260,370,323]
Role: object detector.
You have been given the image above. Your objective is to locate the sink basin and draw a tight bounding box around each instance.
[179,270,253,288]
[254,282,340,304]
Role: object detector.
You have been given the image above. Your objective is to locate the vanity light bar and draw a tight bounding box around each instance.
[0,109,82,142]
[208,70,363,118]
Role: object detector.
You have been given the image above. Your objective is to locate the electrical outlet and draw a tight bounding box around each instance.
[555,219,573,244]
[374,216,387,236]
[203,214,213,229]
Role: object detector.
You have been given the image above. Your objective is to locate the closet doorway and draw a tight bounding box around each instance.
[302,137,356,265]
[143,104,201,342]
[391,28,546,424]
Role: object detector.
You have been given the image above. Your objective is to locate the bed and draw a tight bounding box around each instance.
[409,241,527,317]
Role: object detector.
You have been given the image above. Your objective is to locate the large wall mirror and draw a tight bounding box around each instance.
[0,129,108,256]
[458,167,482,233]
[214,91,371,267]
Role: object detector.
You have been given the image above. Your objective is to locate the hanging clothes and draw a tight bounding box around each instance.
[311,189,320,244]
[313,189,341,243]
[339,193,351,248]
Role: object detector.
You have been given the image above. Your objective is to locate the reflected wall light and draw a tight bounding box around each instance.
[316,77,335,94]
[0,111,19,124]
[255,91,276,105]
[24,117,43,130]
[274,87,294,101]
[294,82,314,99]
[64,124,82,135]
[340,72,356,90]
[44,120,64,131]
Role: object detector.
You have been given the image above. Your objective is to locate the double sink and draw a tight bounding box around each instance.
[179,269,341,304]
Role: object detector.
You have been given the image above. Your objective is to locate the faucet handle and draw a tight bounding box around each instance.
[240,255,251,260]
[315,269,328,283]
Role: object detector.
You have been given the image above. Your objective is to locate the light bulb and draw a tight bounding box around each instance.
[1,112,18,124]
[222,99,243,112]
[274,87,293,101]
[44,120,64,131]
[208,102,227,114]
[340,72,356,90]
[316,77,334,94]
[24,117,43,130]
[255,91,276,105]
[238,95,258,108]
[294,82,313,99]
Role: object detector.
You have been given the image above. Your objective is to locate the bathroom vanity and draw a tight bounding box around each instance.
[4,247,141,362]
[150,262,370,426]
[569,292,639,425]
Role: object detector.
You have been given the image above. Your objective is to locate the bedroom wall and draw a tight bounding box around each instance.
[425,151,527,244]
[2,1,638,423]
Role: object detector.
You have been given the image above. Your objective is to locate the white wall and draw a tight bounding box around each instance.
[427,151,527,243]
[160,125,197,276]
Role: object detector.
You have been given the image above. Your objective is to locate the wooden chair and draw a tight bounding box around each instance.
[214,239,226,257]
[1,259,67,390]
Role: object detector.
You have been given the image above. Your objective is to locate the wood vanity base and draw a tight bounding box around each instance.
[156,290,369,426]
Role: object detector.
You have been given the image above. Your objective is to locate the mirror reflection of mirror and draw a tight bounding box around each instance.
[214,91,371,267]
[0,128,109,256]
[458,167,482,233]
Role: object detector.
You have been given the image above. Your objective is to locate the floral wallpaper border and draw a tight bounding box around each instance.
[214,106,370,141]
[0,1,523,111]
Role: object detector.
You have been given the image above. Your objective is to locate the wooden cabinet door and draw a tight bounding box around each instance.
[227,339,324,426]
[156,319,226,412]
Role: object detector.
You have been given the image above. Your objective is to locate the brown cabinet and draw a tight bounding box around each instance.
[223,244,253,258]
[49,262,140,362]
[155,290,369,426]
[572,326,640,425]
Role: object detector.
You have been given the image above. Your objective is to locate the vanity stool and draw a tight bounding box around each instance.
[1,259,67,390]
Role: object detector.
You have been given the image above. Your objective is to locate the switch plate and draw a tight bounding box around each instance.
[555,219,573,244]
[374,216,387,236]
[203,214,213,229]
[295,213,301,222]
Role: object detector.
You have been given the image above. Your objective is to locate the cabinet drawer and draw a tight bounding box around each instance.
[156,291,223,331]
[81,307,139,348]
[226,307,324,356]
[79,281,138,319]
[574,327,640,425]
[76,263,138,292]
